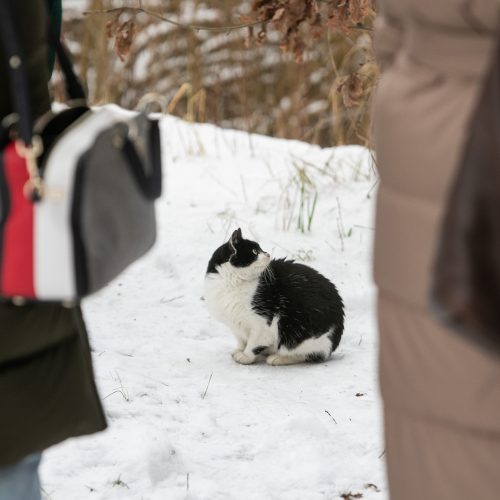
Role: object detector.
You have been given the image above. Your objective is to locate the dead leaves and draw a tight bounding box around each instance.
[340,482,381,498]
[334,57,379,110]
[326,0,373,33]
[249,0,375,49]
[340,483,380,500]
[106,14,138,62]
[114,20,137,62]
[365,483,381,492]
[249,0,319,63]
[246,0,376,92]
[100,1,377,116]
[336,73,364,108]
[272,7,286,22]
[340,493,363,500]
[350,0,374,25]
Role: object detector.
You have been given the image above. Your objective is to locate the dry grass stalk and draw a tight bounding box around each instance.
[57,1,378,148]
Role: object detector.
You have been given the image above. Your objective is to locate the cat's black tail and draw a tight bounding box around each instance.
[329,322,344,353]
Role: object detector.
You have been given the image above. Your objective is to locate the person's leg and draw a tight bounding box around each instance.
[0,453,42,500]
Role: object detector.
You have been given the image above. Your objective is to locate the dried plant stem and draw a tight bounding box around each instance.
[336,196,346,251]
[64,1,377,148]
[201,372,213,399]
[325,410,338,424]
[84,6,265,33]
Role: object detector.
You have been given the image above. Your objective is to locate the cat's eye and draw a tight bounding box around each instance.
[252,249,258,255]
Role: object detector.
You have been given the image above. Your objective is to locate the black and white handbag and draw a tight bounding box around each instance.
[0,1,163,303]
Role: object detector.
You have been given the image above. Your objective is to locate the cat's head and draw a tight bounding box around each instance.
[207,228,271,279]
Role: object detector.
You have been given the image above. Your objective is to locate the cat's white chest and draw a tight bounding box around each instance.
[204,274,255,325]
[204,266,266,342]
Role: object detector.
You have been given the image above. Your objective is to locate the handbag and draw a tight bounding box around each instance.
[0,2,162,304]
[431,42,500,357]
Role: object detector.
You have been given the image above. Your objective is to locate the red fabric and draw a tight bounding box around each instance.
[1,142,35,298]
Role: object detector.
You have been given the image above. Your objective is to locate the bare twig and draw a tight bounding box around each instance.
[84,6,265,33]
[326,30,339,78]
[325,410,338,424]
[112,476,130,489]
[41,488,54,500]
[366,178,380,199]
[336,196,346,251]
[85,5,373,33]
[201,372,213,399]
[160,295,184,304]
[104,372,130,401]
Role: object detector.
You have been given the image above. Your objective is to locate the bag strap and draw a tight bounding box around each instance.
[45,3,86,103]
[0,0,86,148]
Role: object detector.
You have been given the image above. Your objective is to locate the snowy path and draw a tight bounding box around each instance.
[41,111,386,500]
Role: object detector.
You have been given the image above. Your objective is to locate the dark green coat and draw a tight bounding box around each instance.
[0,0,106,467]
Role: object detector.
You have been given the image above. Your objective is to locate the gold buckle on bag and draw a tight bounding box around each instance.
[15,136,44,202]
[15,137,64,202]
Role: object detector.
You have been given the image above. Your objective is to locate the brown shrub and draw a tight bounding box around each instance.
[54,1,377,147]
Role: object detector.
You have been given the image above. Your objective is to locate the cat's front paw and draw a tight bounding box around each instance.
[266,354,296,366]
[232,351,256,365]
[231,346,245,356]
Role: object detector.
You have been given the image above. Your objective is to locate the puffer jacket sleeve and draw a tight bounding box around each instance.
[0,0,50,119]
[373,13,403,71]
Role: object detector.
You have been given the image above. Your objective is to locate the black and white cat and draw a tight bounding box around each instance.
[204,229,345,365]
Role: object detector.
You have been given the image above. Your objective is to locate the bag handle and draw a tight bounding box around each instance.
[45,8,86,104]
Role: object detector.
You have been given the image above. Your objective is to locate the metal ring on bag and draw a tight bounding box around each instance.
[137,93,168,115]
[1,112,19,130]
[15,136,45,202]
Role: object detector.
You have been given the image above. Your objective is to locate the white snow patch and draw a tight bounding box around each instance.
[40,108,386,499]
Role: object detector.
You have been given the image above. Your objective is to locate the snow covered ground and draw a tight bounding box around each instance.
[40,109,386,500]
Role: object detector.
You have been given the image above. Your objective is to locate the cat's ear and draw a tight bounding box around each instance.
[229,228,242,251]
